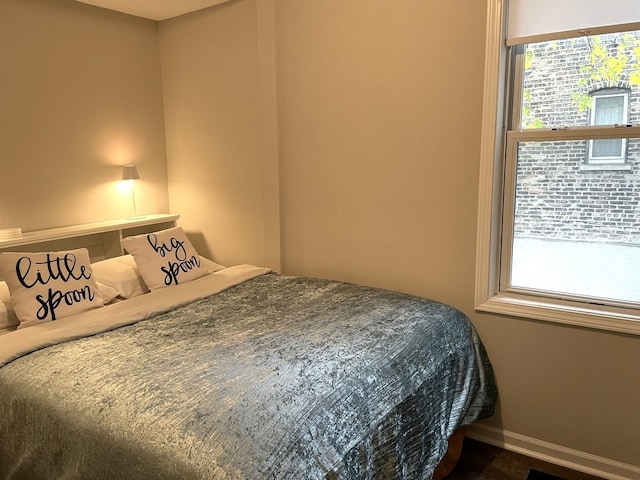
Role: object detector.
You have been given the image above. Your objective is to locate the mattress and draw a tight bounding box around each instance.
[0,266,497,479]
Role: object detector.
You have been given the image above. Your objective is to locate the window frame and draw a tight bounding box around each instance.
[588,90,630,164]
[475,0,640,336]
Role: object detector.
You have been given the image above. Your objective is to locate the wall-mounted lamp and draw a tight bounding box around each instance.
[122,164,141,218]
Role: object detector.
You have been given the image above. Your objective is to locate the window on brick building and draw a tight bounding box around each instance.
[476,0,640,335]
[588,89,629,165]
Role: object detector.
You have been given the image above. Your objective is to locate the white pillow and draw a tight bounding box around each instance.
[0,249,104,328]
[198,257,226,275]
[121,227,217,290]
[97,281,119,304]
[0,281,19,330]
[92,254,148,299]
[92,253,225,298]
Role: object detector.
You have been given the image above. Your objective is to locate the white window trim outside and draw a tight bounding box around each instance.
[475,0,640,336]
[588,91,629,164]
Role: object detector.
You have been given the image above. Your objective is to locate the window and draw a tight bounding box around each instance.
[476,0,640,335]
[587,89,629,165]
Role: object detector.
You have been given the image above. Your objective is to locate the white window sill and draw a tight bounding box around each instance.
[579,163,633,172]
[476,292,640,335]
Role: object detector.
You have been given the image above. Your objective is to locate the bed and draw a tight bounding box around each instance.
[0,223,497,480]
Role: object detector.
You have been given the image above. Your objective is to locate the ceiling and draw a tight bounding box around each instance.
[75,0,230,21]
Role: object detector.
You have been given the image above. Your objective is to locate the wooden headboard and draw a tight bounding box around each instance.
[0,214,180,262]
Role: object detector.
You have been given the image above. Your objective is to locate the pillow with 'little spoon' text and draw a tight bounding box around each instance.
[0,248,104,328]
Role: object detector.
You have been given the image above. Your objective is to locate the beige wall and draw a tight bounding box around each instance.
[3,0,638,471]
[158,0,270,267]
[274,0,639,468]
[0,0,169,232]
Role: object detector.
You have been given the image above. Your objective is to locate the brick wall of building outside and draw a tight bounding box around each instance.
[515,33,640,244]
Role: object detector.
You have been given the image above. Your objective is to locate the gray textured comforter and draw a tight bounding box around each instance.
[0,272,496,480]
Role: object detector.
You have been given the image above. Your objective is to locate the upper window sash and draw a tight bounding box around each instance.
[508,39,636,132]
[591,93,627,124]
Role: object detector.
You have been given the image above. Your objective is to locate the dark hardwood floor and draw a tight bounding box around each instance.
[446,438,606,480]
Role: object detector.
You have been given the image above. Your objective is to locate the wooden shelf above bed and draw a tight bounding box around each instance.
[0,214,180,261]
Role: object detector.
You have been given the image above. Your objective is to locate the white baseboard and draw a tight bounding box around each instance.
[465,423,640,480]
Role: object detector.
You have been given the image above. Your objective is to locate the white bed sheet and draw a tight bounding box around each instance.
[0,264,270,367]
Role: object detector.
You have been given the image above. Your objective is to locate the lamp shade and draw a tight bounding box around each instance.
[122,164,140,180]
